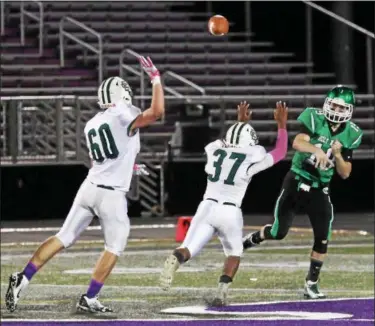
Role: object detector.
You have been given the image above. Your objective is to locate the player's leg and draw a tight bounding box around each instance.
[303,188,333,299]
[213,205,244,306]
[5,181,94,313]
[160,200,216,291]
[243,171,298,249]
[77,189,130,313]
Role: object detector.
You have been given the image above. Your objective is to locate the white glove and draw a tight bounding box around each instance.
[138,56,160,84]
[133,164,149,176]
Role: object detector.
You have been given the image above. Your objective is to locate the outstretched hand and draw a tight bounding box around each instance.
[274,101,288,128]
[237,101,252,122]
[138,56,160,83]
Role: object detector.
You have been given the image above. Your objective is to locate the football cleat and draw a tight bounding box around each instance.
[5,272,29,312]
[242,232,260,250]
[208,282,230,307]
[76,294,113,313]
[159,254,180,291]
[304,280,326,299]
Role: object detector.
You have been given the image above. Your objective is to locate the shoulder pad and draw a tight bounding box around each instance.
[347,121,363,149]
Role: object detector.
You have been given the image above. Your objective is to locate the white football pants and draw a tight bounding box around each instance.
[179,199,244,257]
[56,178,130,256]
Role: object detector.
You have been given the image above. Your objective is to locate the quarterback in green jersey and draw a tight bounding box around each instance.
[242,85,363,299]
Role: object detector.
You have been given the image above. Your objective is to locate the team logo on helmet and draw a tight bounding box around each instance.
[225,122,258,147]
[98,77,133,109]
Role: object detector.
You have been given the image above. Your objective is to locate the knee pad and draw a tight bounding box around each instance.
[313,238,329,254]
[264,224,288,240]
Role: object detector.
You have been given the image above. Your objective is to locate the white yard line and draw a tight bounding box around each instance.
[0,224,175,233]
[0,283,372,294]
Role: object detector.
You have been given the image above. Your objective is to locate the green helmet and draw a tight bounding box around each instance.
[323,85,355,123]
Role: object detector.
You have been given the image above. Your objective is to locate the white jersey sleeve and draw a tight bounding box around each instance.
[115,104,142,136]
[246,153,274,178]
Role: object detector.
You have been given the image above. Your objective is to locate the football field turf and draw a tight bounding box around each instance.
[1,228,374,325]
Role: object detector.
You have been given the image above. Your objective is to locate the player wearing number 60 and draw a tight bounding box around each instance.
[5,56,164,314]
[160,101,288,306]
[243,85,363,300]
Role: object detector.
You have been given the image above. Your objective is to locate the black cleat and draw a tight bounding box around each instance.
[242,232,260,250]
[5,272,29,313]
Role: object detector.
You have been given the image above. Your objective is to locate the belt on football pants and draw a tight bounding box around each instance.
[206,198,237,207]
[91,182,115,191]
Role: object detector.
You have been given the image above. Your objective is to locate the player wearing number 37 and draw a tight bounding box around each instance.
[160,101,288,306]
[242,85,363,299]
[5,56,164,313]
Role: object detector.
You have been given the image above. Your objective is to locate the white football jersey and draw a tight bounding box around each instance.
[203,140,267,207]
[85,101,141,191]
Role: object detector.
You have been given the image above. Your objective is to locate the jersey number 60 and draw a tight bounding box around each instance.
[208,149,246,186]
[87,123,119,163]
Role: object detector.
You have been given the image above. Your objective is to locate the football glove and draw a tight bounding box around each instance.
[138,56,160,84]
[133,164,149,176]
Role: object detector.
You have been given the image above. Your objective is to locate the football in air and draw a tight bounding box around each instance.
[208,15,229,36]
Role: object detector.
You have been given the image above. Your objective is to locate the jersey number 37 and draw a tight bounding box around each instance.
[208,149,246,186]
[87,123,119,163]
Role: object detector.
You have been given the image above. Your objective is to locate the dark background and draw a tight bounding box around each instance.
[204,1,374,92]
[1,1,374,221]
[1,159,373,220]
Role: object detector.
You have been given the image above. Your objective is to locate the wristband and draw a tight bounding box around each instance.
[152,76,161,85]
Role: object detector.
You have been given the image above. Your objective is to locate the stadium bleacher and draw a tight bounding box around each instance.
[2,1,342,95]
[1,1,374,163]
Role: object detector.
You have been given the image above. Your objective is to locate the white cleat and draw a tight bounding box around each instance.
[76,294,113,313]
[304,280,326,299]
[210,282,230,306]
[5,272,29,312]
[159,254,180,291]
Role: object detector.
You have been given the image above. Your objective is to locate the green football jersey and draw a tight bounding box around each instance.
[291,107,363,185]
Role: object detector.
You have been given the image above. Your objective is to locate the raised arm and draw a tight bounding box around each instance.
[129,56,165,132]
[247,102,288,177]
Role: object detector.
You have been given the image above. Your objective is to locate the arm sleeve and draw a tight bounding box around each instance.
[268,128,288,164]
[341,148,353,162]
[299,123,314,136]
[297,108,316,135]
[246,129,288,177]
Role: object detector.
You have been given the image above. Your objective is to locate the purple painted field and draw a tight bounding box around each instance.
[2,298,374,326]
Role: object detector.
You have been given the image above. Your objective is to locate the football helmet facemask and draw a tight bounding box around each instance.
[323,85,355,123]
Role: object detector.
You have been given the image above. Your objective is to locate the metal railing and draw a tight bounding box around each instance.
[119,48,206,109]
[119,48,207,109]
[20,0,44,56]
[59,16,103,83]
[1,94,373,162]
[2,94,374,102]
[163,71,205,96]
[119,49,146,108]
[303,1,374,94]
[0,0,5,35]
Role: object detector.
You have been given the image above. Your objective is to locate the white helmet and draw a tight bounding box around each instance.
[97,76,133,109]
[224,122,259,147]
